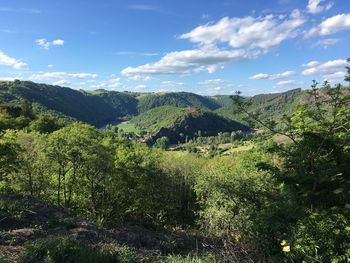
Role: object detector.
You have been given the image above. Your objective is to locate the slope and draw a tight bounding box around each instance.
[137,92,221,113]
[0,81,133,126]
[131,106,250,144]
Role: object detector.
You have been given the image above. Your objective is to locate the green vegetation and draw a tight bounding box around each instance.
[216,88,304,128]
[89,89,138,117]
[0,81,141,127]
[1,70,350,262]
[131,106,249,144]
[117,122,141,135]
[131,106,189,134]
[137,92,221,113]
[19,238,136,263]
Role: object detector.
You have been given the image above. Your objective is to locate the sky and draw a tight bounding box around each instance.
[0,0,349,96]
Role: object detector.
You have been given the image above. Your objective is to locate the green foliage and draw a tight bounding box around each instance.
[131,106,190,134]
[19,238,137,263]
[0,81,120,126]
[194,149,297,257]
[137,92,220,113]
[0,131,21,180]
[2,75,350,261]
[132,106,249,144]
[160,254,220,263]
[29,114,64,133]
[154,136,170,149]
[104,142,173,226]
[345,58,350,83]
[91,89,138,117]
[291,213,350,262]
[216,88,303,128]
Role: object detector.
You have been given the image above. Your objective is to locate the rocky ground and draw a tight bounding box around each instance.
[0,193,225,262]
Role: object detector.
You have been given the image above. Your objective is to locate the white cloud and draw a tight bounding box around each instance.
[249,70,296,80]
[114,51,159,56]
[90,78,123,90]
[0,7,41,14]
[323,71,346,83]
[306,13,350,37]
[135,84,147,90]
[129,75,154,81]
[122,48,255,76]
[0,76,18,81]
[199,79,227,85]
[127,5,158,11]
[161,81,185,87]
[302,61,321,67]
[311,38,339,48]
[180,10,305,49]
[0,51,28,70]
[307,0,333,14]
[30,72,98,80]
[36,38,65,50]
[277,80,299,86]
[302,59,349,76]
[53,80,70,86]
[52,39,64,46]
[47,64,54,68]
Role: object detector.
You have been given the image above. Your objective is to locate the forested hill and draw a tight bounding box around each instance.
[137,91,221,113]
[216,88,305,126]
[0,80,310,129]
[0,80,132,126]
[131,106,250,144]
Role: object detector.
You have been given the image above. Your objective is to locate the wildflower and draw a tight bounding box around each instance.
[282,245,291,253]
[280,240,287,246]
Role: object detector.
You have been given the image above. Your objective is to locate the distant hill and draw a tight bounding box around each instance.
[137,92,221,113]
[131,106,250,144]
[0,80,327,131]
[216,88,304,127]
[0,81,134,126]
[87,89,138,117]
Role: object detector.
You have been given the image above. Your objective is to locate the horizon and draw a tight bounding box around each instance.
[0,0,349,96]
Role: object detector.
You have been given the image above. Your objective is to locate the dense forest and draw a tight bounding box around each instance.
[1,64,350,262]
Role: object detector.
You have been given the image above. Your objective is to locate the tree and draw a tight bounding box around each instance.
[233,80,350,260]
[0,131,20,180]
[10,131,51,197]
[154,136,170,149]
[345,58,350,83]
[29,114,63,133]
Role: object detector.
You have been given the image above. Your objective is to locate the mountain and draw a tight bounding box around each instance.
[137,92,221,113]
[131,106,250,144]
[0,81,133,126]
[216,88,304,127]
[87,89,138,117]
[0,80,318,131]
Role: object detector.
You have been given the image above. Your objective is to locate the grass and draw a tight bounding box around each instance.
[18,238,139,263]
[117,122,141,134]
[223,144,254,154]
[159,254,220,263]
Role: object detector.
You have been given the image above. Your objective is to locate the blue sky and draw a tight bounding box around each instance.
[0,0,349,95]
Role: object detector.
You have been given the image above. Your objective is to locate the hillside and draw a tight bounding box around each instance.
[131,106,250,144]
[137,92,221,113]
[216,88,304,127]
[0,80,321,131]
[87,89,139,117]
[0,81,122,126]
[0,193,223,262]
